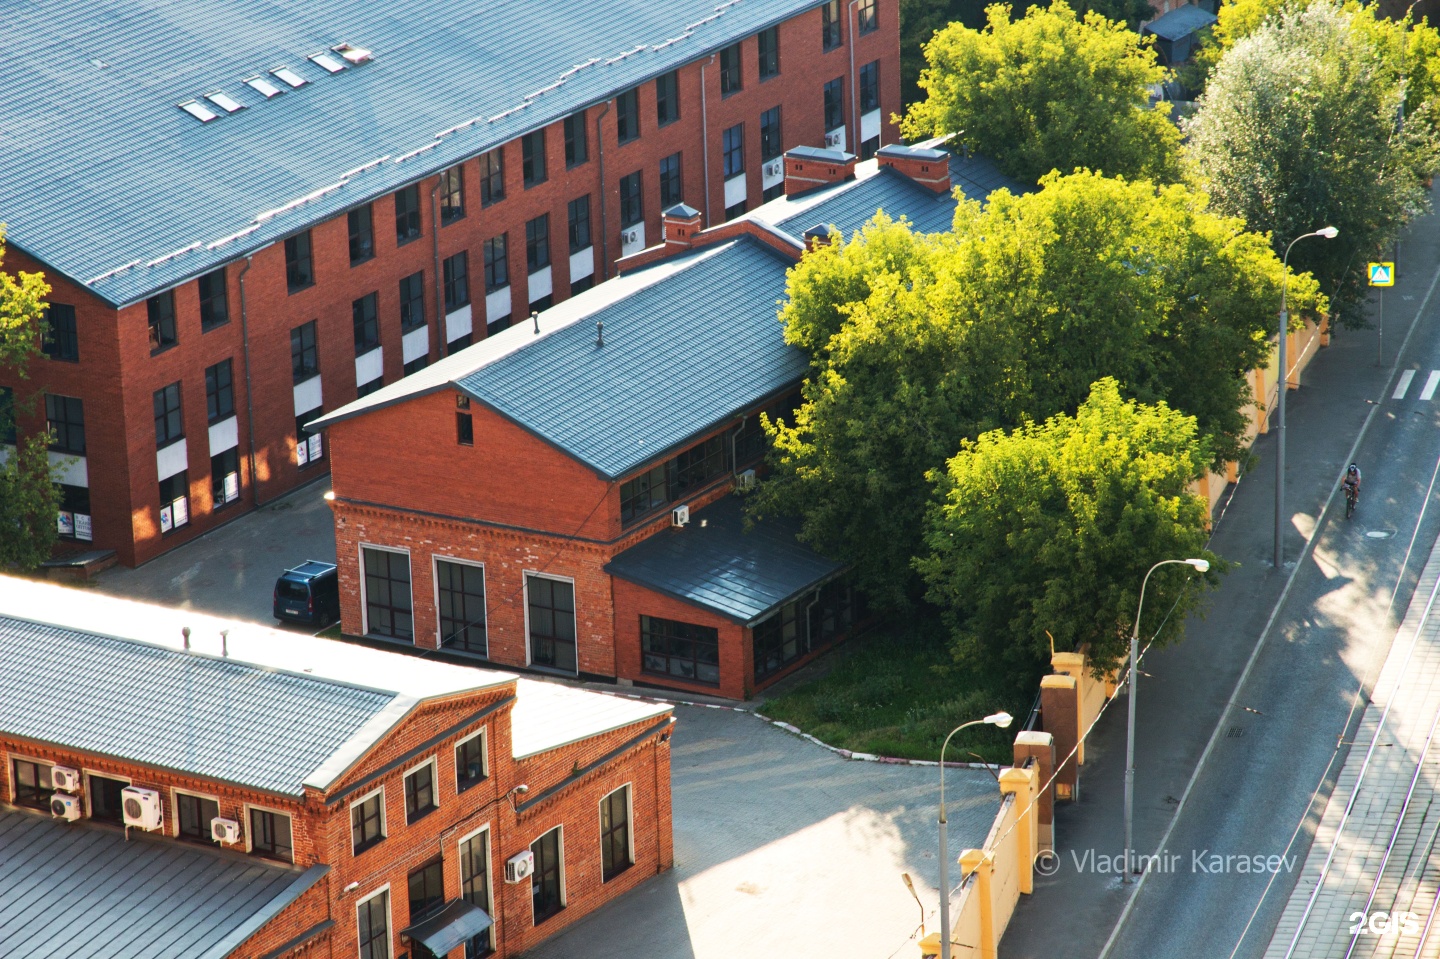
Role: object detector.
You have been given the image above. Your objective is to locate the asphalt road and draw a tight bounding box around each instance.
[1001,201,1440,959]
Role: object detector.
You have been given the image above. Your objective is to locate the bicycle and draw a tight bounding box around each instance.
[1344,482,1359,519]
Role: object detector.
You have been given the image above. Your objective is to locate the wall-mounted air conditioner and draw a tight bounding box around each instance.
[622,229,639,245]
[736,469,757,490]
[825,131,842,148]
[121,786,163,831]
[672,504,691,527]
[763,161,783,178]
[51,766,80,793]
[505,850,535,883]
[50,794,81,821]
[211,817,241,844]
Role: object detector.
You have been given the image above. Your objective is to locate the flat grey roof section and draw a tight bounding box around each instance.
[1,0,832,307]
[604,494,845,624]
[0,808,326,959]
[315,237,809,480]
[1144,3,1218,40]
[0,614,396,796]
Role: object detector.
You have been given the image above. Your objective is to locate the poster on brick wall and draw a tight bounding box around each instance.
[297,439,309,466]
[160,504,173,533]
[75,513,92,541]
[57,511,74,537]
[224,472,240,503]
[172,496,189,528]
[307,433,323,461]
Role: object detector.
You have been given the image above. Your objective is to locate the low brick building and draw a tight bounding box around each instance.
[0,577,672,959]
[309,145,1020,700]
[0,0,900,568]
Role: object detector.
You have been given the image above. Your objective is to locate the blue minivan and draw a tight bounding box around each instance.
[273,560,340,627]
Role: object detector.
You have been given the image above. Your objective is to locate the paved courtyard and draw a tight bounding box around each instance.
[90,479,336,626]
[526,702,998,959]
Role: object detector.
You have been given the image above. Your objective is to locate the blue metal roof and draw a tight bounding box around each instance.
[1144,4,1218,41]
[605,494,844,623]
[1,0,831,306]
[0,809,326,959]
[0,615,398,796]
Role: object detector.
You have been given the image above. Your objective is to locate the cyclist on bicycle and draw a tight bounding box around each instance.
[1343,463,1362,504]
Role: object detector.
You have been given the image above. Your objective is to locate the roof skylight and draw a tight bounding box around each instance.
[310,52,346,73]
[334,43,373,64]
[272,66,307,88]
[179,100,218,123]
[244,75,283,98]
[206,91,245,113]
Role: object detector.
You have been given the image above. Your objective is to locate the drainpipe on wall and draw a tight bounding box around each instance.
[805,589,822,654]
[594,102,612,280]
[236,255,263,507]
[848,0,861,155]
[700,54,716,227]
[430,177,444,360]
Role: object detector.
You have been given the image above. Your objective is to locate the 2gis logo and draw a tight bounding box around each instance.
[1348,911,1420,935]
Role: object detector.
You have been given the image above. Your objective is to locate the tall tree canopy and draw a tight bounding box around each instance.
[1184,2,1440,315]
[916,379,1217,683]
[755,172,1319,610]
[902,2,1180,185]
[0,226,61,570]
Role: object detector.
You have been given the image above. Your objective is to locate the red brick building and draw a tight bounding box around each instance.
[0,577,673,959]
[310,146,1017,700]
[0,0,901,567]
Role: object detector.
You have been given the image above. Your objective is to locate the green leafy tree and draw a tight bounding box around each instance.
[916,379,1218,685]
[1184,2,1440,315]
[756,172,1317,611]
[902,2,1180,184]
[0,226,61,570]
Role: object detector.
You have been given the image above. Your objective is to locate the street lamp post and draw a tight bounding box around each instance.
[1122,557,1210,884]
[1275,226,1339,569]
[938,710,1014,959]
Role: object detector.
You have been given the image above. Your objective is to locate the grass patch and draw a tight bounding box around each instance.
[760,619,1028,764]
[314,623,343,640]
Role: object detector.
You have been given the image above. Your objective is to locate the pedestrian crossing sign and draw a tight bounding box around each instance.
[1369,262,1395,287]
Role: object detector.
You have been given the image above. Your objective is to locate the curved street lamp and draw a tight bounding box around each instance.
[1275,226,1339,569]
[1122,557,1210,884]
[938,710,1013,959]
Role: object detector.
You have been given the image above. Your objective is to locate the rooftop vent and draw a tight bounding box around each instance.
[245,75,283,98]
[272,66,307,88]
[334,43,373,65]
[179,100,218,123]
[310,52,346,73]
[206,91,245,113]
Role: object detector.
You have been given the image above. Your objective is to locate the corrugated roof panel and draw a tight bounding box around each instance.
[1,0,835,305]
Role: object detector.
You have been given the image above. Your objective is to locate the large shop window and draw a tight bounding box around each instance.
[618,434,731,525]
[364,547,414,642]
[753,578,858,682]
[641,616,720,686]
[437,560,487,656]
[57,483,92,542]
[159,471,189,534]
[526,575,576,673]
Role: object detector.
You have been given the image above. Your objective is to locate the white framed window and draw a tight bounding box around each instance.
[244,802,296,863]
[434,555,487,656]
[599,783,635,882]
[359,543,414,642]
[172,787,222,845]
[8,753,54,810]
[455,727,488,793]
[523,571,577,674]
[84,768,132,825]
[530,824,566,925]
[403,757,439,824]
[458,824,494,955]
[356,884,393,959]
[350,785,387,855]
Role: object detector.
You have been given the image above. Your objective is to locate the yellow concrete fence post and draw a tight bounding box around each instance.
[999,766,1039,895]
[959,849,996,959]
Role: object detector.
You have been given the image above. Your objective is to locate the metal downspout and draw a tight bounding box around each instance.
[700,55,715,227]
[430,178,444,357]
[848,0,860,154]
[236,255,262,506]
[595,102,612,280]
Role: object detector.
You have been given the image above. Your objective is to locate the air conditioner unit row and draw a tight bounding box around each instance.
[505,850,535,883]
[763,161,783,178]
[825,131,843,148]
[212,817,242,844]
[51,765,80,792]
[122,786,163,831]
[672,504,691,527]
[622,229,639,245]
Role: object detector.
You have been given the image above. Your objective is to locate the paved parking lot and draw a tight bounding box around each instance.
[85,481,1001,957]
[526,702,998,959]
[91,479,335,626]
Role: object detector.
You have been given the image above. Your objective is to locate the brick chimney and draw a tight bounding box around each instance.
[876,144,952,194]
[783,145,857,196]
[662,203,704,250]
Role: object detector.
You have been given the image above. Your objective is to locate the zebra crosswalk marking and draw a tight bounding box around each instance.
[1394,369,1416,399]
[1422,371,1440,401]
